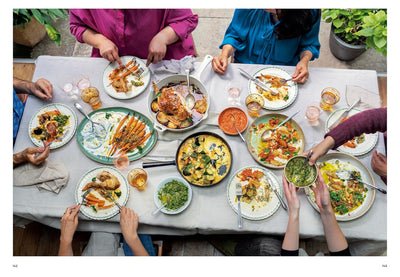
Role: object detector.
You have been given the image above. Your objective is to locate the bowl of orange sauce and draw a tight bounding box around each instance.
[218,107,248,135]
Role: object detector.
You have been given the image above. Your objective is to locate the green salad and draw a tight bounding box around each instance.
[158,180,189,211]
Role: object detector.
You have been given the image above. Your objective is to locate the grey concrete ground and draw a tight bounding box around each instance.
[13,9,387,256]
[16,9,387,74]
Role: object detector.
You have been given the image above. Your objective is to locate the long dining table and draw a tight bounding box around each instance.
[13,55,387,241]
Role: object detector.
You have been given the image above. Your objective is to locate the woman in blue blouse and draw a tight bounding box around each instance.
[212,9,321,84]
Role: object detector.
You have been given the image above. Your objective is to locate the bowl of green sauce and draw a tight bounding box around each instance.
[284,156,317,187]
[154,177,192,214]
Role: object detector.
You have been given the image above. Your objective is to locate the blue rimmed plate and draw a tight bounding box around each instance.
[154,177,192,215]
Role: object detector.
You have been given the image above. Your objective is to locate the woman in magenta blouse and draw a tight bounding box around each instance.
[69,9,198,66]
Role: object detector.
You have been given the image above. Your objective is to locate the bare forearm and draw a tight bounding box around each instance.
[221,44,236,59]
[13,152,27,167]
[13,78,33,94]
[58,239,73,256]
[126,235,149,256]
[320,209,348,252]
[282,214,299,251]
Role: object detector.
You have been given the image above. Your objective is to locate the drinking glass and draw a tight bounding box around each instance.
[320,87,340,111]
[245,94,264,117]
[305,104,321,126]
[113,154,129,170]
[128,168,148,191]
[227,87,241,106]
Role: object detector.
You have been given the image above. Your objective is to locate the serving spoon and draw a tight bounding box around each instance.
[261,111,299,142]
[152,203,167,216]
[230,113,245,142]
[185,69,195,109]
[335,169,387,194]
[74,103,107,138]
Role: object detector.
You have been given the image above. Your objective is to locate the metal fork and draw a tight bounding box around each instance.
[279,77,292,85]
[79,188,93,206]
[34,130,70,159]
[236,183,243,229]
[103,189,122,210]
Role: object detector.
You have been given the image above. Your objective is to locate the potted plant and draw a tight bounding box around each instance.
[322,9,387,61]
[13,9,69,47]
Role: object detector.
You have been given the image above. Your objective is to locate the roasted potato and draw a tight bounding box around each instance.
[194,99,207,114]
[167,121,178,129]
[156,111,169,125]
[151,100,159,113]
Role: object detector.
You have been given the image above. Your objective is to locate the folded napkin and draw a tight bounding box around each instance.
[13,161,69,194]
[148,55,196,82]
[346,85,381,110]
[142,111,220,162]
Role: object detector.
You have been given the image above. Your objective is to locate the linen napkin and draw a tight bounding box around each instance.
[148,55,196,82]
[13,161,69,194]
[346,85,381,110]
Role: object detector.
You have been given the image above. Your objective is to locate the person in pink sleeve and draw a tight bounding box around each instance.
[306,107,387,184]
[69,9,198,66]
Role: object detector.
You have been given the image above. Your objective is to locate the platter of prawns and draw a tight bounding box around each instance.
[76,107,157,164]
[102,56,150,99]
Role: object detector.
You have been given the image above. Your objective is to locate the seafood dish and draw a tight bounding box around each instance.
[151,81,207,130]
[108,57,144,93]
[319,159,368,215]
[30,109,70,143]
[256,74,290,102]
[248,115,303,168]
[177,134,231,186]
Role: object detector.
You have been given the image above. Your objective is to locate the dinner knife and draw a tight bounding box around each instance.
[238,68,278,96]
[328,98,360,130]
[266,176,288,211]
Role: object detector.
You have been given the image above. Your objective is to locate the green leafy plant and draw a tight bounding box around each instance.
[322,9,387,56]
[13,9,69,46]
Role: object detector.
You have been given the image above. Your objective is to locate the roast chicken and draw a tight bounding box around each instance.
[82,171,121,191]
[158,87,191,121]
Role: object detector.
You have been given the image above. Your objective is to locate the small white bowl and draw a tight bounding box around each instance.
[153,177,192,215]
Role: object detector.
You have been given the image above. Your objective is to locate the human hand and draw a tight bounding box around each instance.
[21,143,50,165]
[371,150,387,177]
[306,136,335,165]
[282,172,300,217]
[60,204,80,245]
[30,79,53,100]
[310,170,332,213]
[146,34,168,66]
[120,206,139,245]
[98,37,123,66]
[292,59,309,84]
[212,55,229,74]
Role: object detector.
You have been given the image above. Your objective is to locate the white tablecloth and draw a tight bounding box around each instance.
[13,56,387,240]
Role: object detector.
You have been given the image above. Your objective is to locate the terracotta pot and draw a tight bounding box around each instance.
[13,18,46,47]
[329,25,366,61]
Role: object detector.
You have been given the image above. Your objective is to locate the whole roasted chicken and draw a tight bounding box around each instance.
[82,171,121,191]
[158,86,191,121]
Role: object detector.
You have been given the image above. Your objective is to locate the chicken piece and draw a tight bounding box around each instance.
[158,87,191,121]
[112,77,129,93]
[82,171,121,191]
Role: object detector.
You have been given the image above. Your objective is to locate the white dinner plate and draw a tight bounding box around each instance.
[304,153,375,221]
[102,56,150,99]
[325,108,378,156]
[153,177,192,215]
[28,103,77,149]
[75,166,130,220]
[227,166,281,220]
[248,66,298,110]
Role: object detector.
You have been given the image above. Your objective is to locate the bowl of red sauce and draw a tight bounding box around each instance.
[218,107,248,135]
